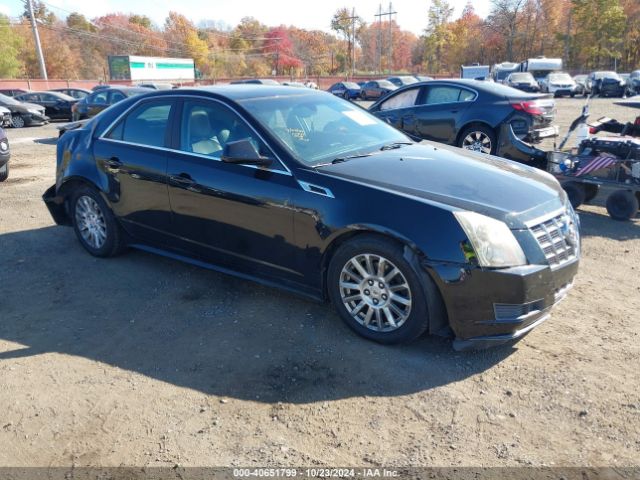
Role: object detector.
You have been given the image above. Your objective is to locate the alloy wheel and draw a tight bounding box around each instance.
[11,115,25,128]
[74,195,107,249]
[462,131,492,154]
[339,253,412,332]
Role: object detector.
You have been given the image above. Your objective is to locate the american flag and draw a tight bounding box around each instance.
[576,153,618,176]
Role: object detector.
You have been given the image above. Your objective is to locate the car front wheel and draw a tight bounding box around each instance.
[11,114,25,128]
[0,163,8,182]
[459,124,496,155]
[328,235,432,344]
[71,186,126,257]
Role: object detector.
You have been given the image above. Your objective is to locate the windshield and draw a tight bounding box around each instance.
[239,93,410,165]
[377,80,395,89]
[510,73,533,82]
[595,71,620,80]
[0,93,20,105]
[398,76,417,85]
[549,73,572,82]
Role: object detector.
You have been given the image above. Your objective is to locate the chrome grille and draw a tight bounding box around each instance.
[530,211,579,268]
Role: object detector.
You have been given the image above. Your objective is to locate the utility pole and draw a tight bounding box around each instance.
[388,2,396,74]
[375,3,396,74]
[27,0,47,80]
[344,9,359,79]
[375,4,383,74]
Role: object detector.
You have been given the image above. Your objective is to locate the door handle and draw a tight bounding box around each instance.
[104,157,122,171]
[170,173,195,186]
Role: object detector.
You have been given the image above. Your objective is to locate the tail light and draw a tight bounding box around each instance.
[635,116,640,126]
[511,101,545,116]
[589,127,597,134]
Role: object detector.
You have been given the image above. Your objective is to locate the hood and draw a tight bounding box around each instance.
[14,102,45,113]
[316,143,566,229]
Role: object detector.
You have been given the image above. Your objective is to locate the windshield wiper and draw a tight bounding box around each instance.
[314,153,374,168]
[380,141,414,151]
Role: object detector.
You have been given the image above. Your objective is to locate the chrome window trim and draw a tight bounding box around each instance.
[98,94,293,176]
[100,137,292,177]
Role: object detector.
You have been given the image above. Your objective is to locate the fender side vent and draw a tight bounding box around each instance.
[298,181,335,198]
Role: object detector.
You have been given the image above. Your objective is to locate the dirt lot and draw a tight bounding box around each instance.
[0,98,638,468]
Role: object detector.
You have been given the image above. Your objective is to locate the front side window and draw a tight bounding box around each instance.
[110,91,126,103]
[91,92,108,104]
[380,87,420,111]
[179,100,277,167]
[106,100,173,148]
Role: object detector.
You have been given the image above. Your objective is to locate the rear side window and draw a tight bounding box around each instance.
[380,87,420,111]
[106,101,173,148]
[424,86,475,104]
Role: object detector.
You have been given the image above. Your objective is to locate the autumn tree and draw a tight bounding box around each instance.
[422,0,454,72]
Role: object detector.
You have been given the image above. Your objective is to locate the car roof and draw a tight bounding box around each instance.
[171,85,326,101]
[98,87,154,93]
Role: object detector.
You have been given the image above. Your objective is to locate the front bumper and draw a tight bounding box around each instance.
[426,256,579,350]
[1,113,11,127]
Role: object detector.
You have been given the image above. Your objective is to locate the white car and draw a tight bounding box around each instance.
[542,72,579,97]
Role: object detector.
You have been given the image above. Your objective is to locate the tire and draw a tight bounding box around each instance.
[570,93,575,98]
[0,162,8,182]
[458,124,497,155]
[360,91,367,101]
[11,114,25,128]
[343,91,350,100]
[606,189,639,221]
[70,186,126,257]
[562,181,586,209]
[327,235,433,344]
[584,184,599,203]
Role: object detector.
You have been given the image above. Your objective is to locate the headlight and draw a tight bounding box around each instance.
[454,211,527,268]
[0,141,7,152]
[27,109,41,115]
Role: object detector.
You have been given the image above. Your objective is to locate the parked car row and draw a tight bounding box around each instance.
[500,70,639,98]
[328,74,434,101]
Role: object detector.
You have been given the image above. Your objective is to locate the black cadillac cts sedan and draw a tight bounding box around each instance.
[43,86,580,349]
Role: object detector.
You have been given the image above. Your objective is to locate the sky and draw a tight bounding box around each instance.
[3,0,493,36]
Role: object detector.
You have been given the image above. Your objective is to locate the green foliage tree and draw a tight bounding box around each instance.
[572,0,627,69]
[0,15,24,78]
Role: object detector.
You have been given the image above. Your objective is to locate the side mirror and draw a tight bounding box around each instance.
[221,138,273,166]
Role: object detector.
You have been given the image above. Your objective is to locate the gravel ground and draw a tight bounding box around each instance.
[0,97,638,468]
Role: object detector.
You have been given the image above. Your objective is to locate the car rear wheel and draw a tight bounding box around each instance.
[459,125,496,155]
[11,114,25,128]
[327,235,432,344]
[0,163,8,182]
[343,91,350,100]
[562,181,586,209]
[606,189,639,221]
[71,186,126,257]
